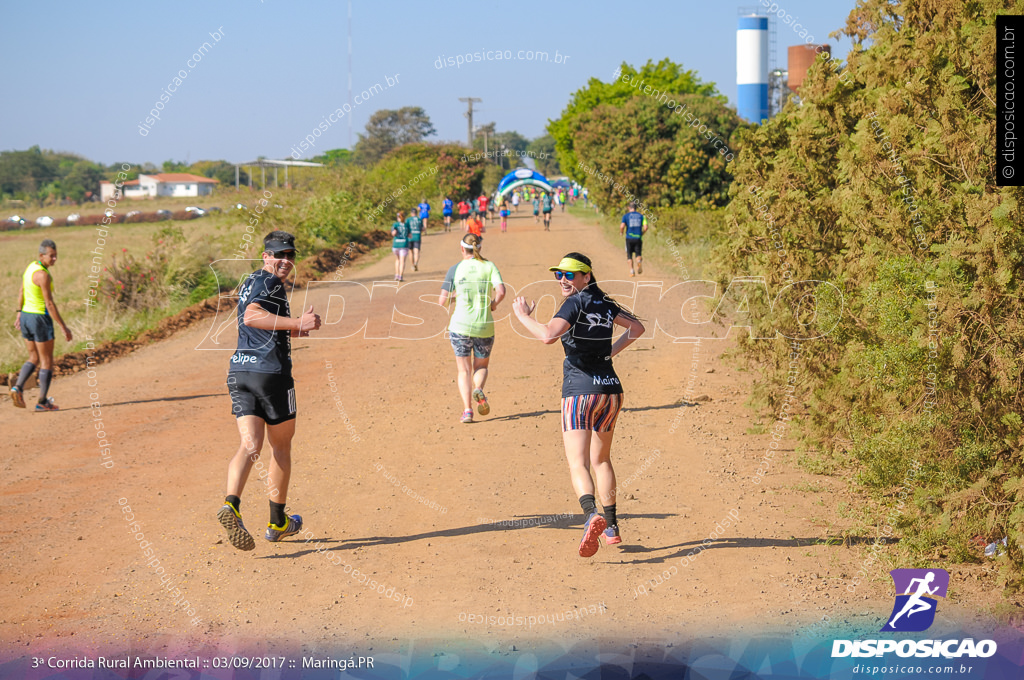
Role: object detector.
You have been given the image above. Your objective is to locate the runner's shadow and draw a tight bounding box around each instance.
[487,409,559,422]
[622,403,696,413]
[617,535,897,564]
[259,513,677,559]
[59,393,223,411]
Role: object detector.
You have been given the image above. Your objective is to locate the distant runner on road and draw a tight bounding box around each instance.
[406,209,423,272]
[499,200,510,233]
[458,198,470,230]
[477,193,489,226]
[417,198,431,232]
[620,201,648,276]
[442,196,454,232]
[391,211,411,282]
[542,192,553,230]
[219,231,322,552]
[512,253,645,557]
[10,239,72,411]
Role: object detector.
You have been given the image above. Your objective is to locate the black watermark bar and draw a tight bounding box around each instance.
[997,15,1024,186]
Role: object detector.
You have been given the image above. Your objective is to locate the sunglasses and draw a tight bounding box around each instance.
[553,271,577,281]
[269,250,296,260]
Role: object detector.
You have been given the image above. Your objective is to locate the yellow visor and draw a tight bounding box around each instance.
[548,257,592,273]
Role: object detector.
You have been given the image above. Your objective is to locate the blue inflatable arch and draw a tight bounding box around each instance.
[494,169,553,203]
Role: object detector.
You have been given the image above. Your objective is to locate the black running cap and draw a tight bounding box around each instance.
[264,236,295,254]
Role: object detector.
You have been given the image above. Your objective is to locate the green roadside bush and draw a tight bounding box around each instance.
[714,0,1024,585]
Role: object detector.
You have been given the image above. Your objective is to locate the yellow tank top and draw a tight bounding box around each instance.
[22,261,52,315]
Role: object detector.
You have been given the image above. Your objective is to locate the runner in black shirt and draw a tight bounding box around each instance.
[512,252,644,557]
[219,231,322,551]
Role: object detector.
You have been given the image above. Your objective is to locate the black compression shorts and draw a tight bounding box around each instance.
[625,238,643,259]
[227,371,296,425]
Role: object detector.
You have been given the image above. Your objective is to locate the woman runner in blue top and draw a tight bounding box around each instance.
[442,195,454,232]
[417,198,431,231]
[512,253,645,557]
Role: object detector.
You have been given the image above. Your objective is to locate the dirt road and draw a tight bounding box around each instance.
[0,206,1003,659]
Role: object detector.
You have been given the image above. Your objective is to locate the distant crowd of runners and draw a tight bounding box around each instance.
[11,179,656,559]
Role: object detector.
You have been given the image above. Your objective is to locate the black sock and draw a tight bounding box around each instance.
[579,494,597,517]
[37,369,53,403]
[270,501,287,527]
[603,504,617,528]
[15,362,36,389]
[225,495,241,512]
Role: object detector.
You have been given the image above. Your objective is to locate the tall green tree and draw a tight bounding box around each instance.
[574,94,745,210]
[0,146,59,197]
[161,160,189,173]
[190,160,246,186]
[548,58,722,185]
[355,107,436,166]
[62,160,106,202]
[527,134,560,177]
[313,149,353,166]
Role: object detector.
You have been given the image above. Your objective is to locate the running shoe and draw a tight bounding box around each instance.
[413,263,418,271]
[265,514,303,542]
[578,512,607,558]
[217,503,255,551]
[472,388,490,416]
[629,269,635,277]
[460,409,474,424]
[10,386,25,409]
[35,398,59,412]
[637,262,643,275]
[603,524,622,545]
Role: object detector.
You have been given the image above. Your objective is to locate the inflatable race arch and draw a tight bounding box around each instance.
[494,168,554,203]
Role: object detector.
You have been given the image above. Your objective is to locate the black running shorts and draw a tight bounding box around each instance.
[625,238,643,259]
[227,371,296,425]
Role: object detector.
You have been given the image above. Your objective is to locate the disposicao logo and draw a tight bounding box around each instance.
[881,568,949,632]
[831,568,998,659]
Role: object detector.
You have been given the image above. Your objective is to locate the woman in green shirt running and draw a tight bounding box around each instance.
[438,234,506,423]
[391,211,410,282]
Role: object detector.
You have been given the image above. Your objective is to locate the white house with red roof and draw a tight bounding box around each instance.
[100,173,218,201]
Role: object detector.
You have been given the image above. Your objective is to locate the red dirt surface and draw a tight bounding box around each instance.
[0,210,1011,659]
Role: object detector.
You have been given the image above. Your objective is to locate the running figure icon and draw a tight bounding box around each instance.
[887,572,939,628]
[880,568,949,632]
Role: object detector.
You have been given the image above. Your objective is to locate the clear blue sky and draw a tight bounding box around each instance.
[0,0,854,166]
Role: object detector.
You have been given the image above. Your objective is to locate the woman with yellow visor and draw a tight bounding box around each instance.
[512,252,645,557]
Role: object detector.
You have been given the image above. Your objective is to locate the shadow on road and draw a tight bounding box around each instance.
[258,512,678,560]
[60,392,223,411]
[617,535,898,565]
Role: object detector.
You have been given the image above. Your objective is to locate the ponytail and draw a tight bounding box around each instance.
[461,234,488,262]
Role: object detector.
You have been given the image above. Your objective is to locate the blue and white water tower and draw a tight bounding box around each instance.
[737,15,769,123]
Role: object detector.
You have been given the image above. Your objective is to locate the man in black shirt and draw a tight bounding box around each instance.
[218,231,321,551]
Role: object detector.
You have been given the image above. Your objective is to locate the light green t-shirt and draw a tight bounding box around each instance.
[442,258,504,338]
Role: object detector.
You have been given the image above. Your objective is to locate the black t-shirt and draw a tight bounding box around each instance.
[229,269,292,376]
[553,286,624,397]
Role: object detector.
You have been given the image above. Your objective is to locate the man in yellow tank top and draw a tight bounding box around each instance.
[11,239,72,411]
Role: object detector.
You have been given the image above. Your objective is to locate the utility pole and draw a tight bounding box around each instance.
[347,0,353,149]
[459,97,481,147]
[474,126,489,158]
